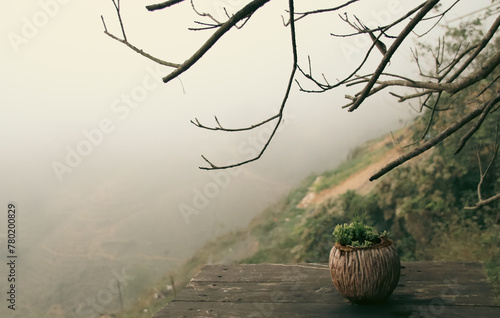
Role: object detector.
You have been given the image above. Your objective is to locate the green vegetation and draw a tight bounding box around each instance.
[313,136,392,192]
[242,15,500,302]
[241,174,317,264]
[119,17,500,317]
[122,99,499,315]
[333,219,390,248]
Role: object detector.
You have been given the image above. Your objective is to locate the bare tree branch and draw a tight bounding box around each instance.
[446,14,500,83]
[454,95,498,154]
[465,127,500,210]
[298,2,432,94]
[342,14,387,55]
[191,114,279,132]
[347,0,440,112]
[414,0,461,37]
[146,0,185,12]
[297,30,382,93]
[111,0,127,41]
[477,73,500,97]
[464,192,500,210]
[190,0,223,26]
[199,0,298,170]
[408,91,442,146]
[103,1,180,68]
[103,30,181,68]
[438,44,478,81]
[330,2,426,38]
[282,0,359,26]
[105,0,500,194]
[189,21,221,31]
[342,48,500,110]
[162,0,271,84]
[370,92,500,181]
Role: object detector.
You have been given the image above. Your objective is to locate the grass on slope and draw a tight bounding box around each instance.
[313,135,396,193]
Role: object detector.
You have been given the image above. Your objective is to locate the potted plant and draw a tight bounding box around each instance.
[329,218,400,304]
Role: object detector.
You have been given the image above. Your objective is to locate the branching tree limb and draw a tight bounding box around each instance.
[104,0,500,209]
[370,92,500,181]
[161,0,271,84]
[348,0,443,111]
[102,2,180,68]
[464,126,500,210]
[282,0,360,26]
[296,2,430,94]
[199,0,298,170]
[341,48,500,106]
[146,0,185,12]
[102,30,181,68]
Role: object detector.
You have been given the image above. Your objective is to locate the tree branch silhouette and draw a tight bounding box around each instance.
[104,0,500,207]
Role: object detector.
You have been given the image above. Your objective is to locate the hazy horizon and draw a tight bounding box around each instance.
[0,1,492,317]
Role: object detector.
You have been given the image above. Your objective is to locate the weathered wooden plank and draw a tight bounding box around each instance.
[173,281,339,303]
[153,301,500,318]
[400,261,490,283]
[191,262,490,284]
[153,262,500,318]
[172,280,496,306]
[190,263,329,283]
[182,262,497,305]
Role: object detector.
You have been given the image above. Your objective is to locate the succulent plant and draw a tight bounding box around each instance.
[333,219,390,248]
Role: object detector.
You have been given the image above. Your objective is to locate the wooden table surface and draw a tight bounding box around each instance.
[153,262,500,318]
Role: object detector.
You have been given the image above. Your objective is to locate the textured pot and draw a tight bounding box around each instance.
[329,237,401,304]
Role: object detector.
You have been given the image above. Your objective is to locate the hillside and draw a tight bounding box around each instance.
[114,103,499,317]
[109,130,402,317]
[297,134,408,208]
[89,14,500,317]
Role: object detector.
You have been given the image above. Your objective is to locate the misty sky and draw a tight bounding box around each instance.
[0,0,495,317]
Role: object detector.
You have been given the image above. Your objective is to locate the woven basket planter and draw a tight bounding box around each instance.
[329,237,401,304]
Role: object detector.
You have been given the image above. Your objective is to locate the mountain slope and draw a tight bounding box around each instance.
[117,100,499,317]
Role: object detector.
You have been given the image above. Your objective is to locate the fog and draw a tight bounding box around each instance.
[0,0,488,317]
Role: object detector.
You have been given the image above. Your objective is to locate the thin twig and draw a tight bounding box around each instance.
[190,0,223,26]
[454,93,500,154]
[298,2,429,93]
[146,0,185,11]
[406,91,442,147]
[465,126,500,209]
[370,94,498,181]
[104,30,180,68]
[101,15,108,32]
[348,0,440,112]
[414,0,460,38]
[111,0,127,41]
[476,73,500,97]
[191,114,279,132]
[342,49,500,101]
[283,0,359,26]
[103,0,180,68]
[463,192,500,210]
[199,0,298,170]
[446,14,500,83]
[162,0,270,84]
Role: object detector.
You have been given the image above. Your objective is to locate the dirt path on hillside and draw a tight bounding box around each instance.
[298,138,403,208]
